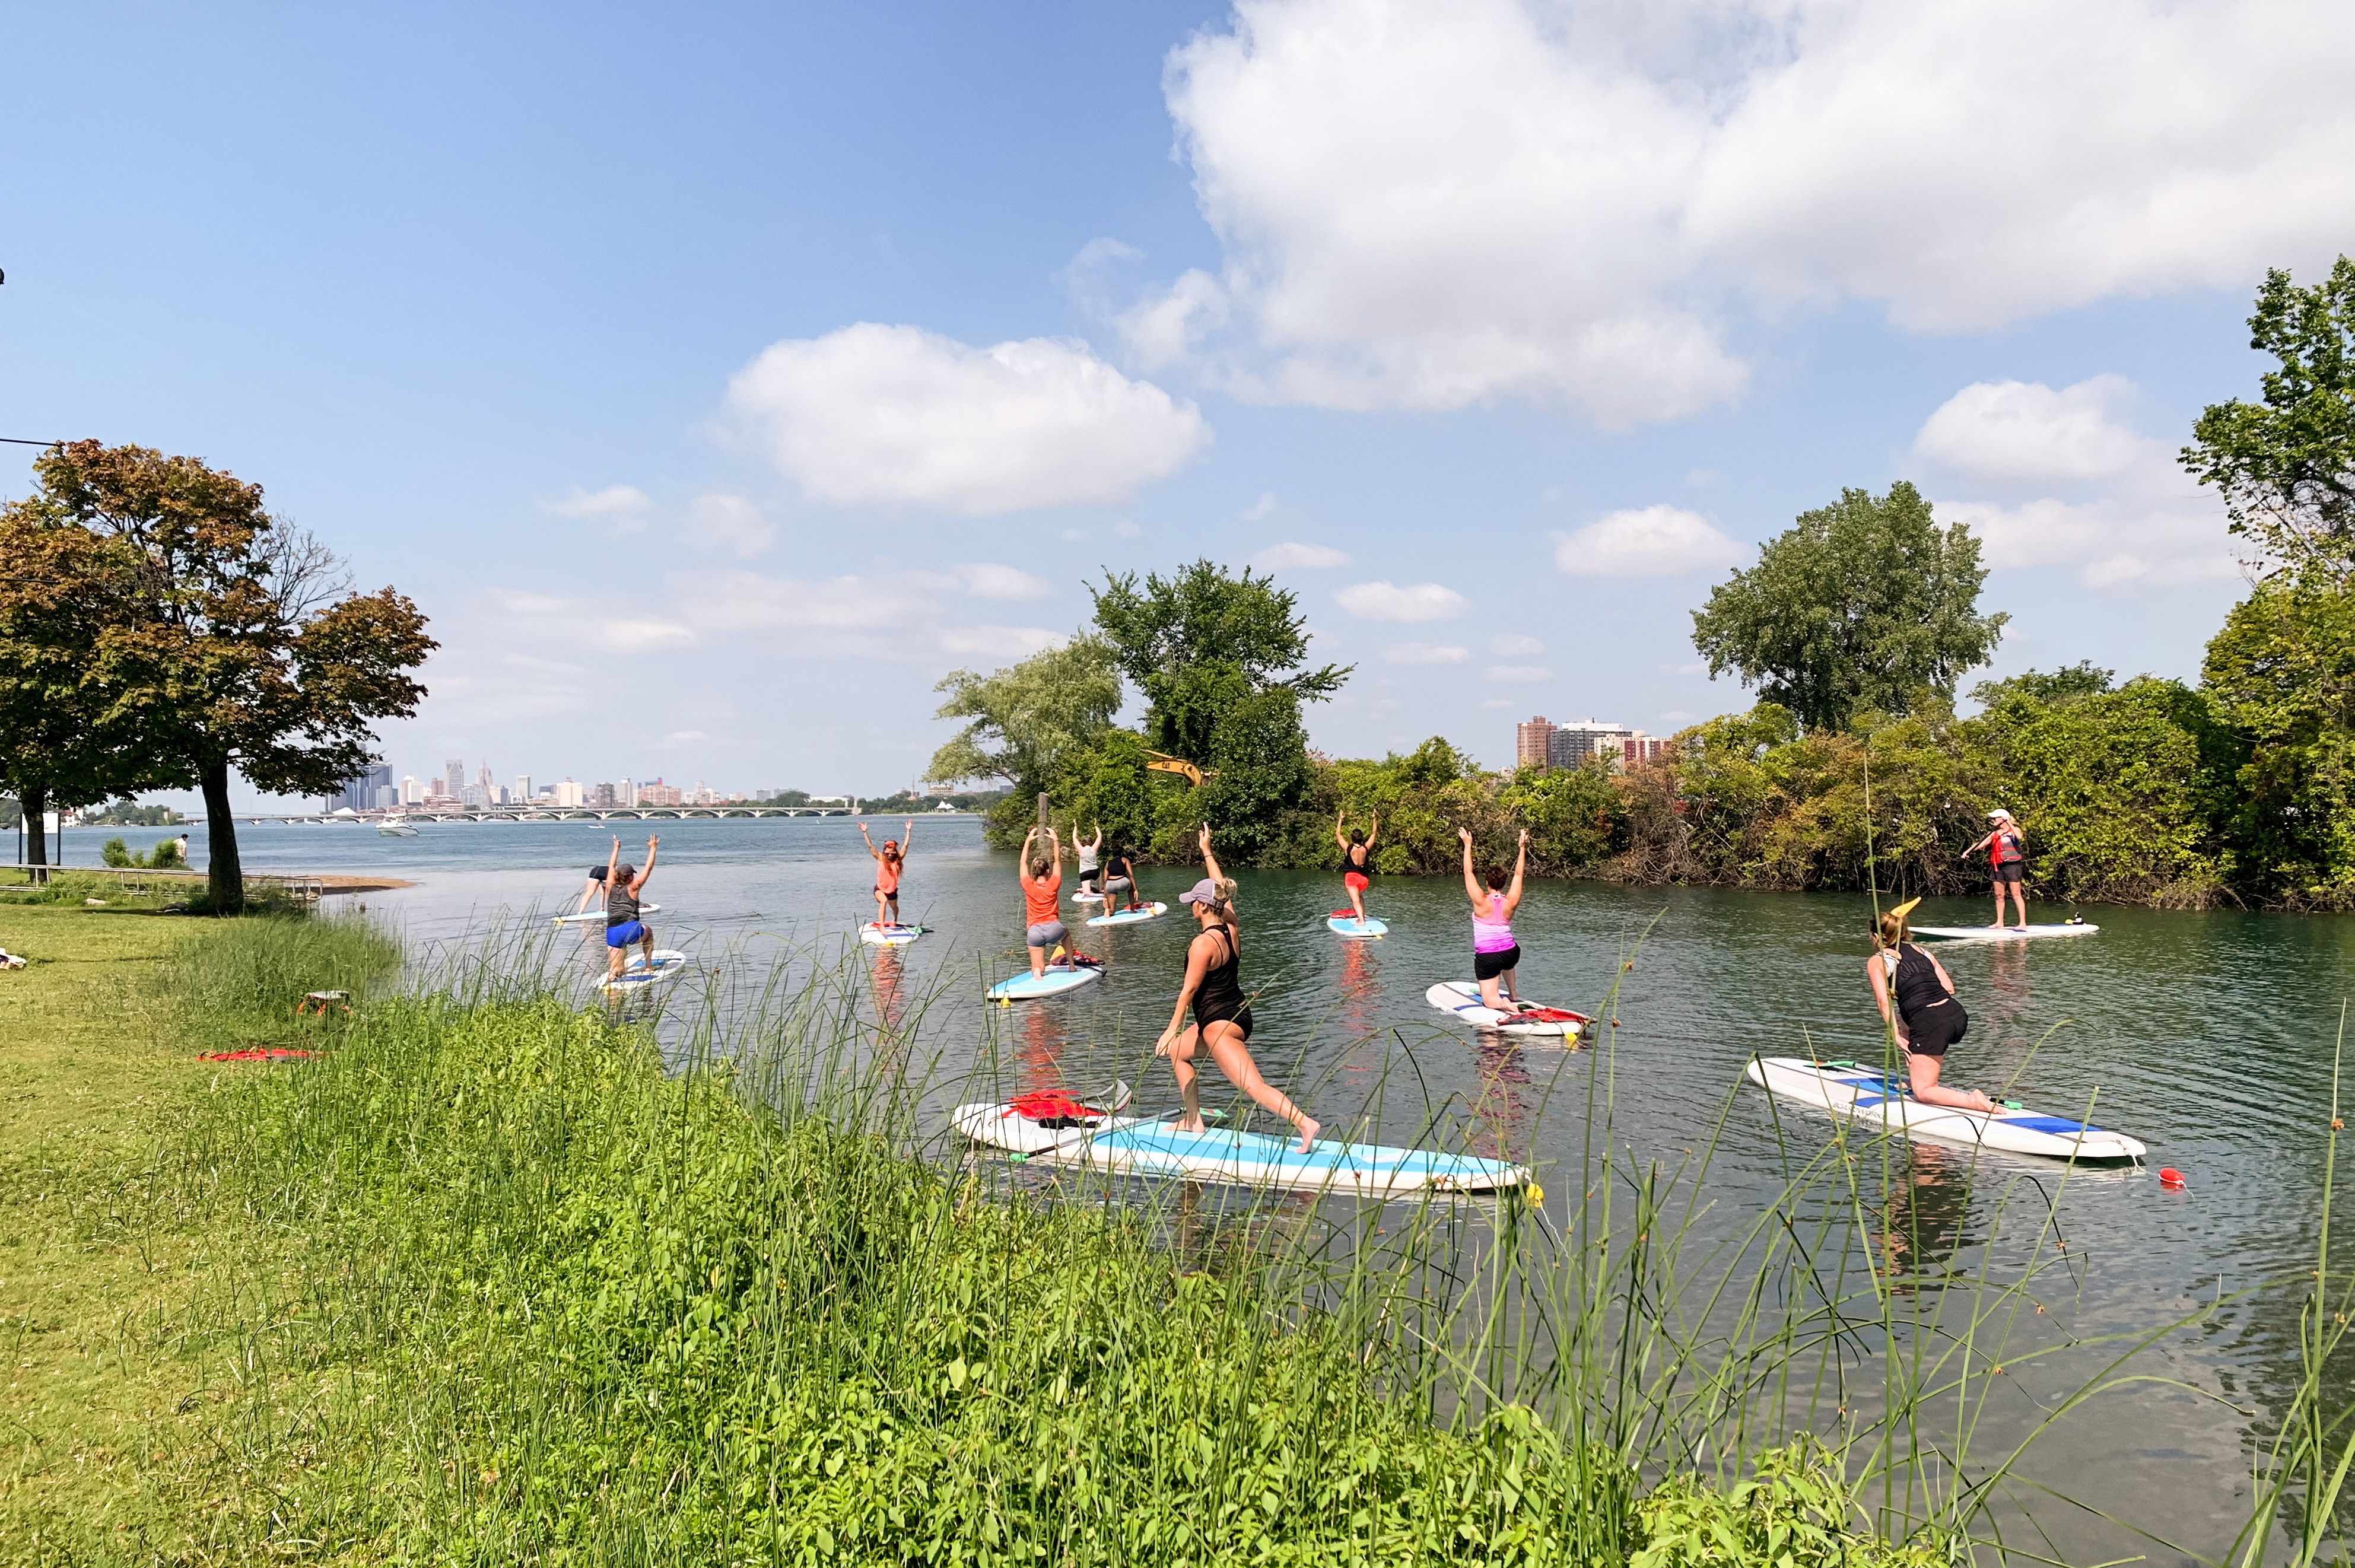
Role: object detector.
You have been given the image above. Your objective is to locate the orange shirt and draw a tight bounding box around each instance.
[877,855,901,893]
[1023,869,1061,924]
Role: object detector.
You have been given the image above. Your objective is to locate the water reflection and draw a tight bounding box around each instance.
[1874,1140,1976,1290]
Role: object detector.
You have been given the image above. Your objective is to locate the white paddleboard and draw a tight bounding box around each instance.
[1328,912,1388,939]
[860,922,926,946]
[951,1095,1531,1197]
[987,963,1104,1002]
[1086,901,1166,928]
[552,902,660,926]
[1424,981,1588,1039]
[1073,889,1107,904]
[596,949,689,994]
[1909,921,2097,943]
[1746,1055,2145,1162]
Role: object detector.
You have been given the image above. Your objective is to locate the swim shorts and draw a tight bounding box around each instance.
[1345,871,1370,892]
[606,920,648,948]
[1903,998,1968,1057]
[1473,944,1521,982]
[1026,919,1067,949]
[1992,863,2024,885]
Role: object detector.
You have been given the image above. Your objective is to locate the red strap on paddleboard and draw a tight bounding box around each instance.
[1003,1091,1104,1121]
[1514,1008,1587,1024]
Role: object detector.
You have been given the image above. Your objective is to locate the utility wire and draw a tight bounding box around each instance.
[1,437,67,447]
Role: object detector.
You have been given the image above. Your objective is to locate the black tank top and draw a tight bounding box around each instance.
[1192,925,1247,1028]
[1884,943,1949,1022]
[1342,842,1374,880]
[606,882,640,928]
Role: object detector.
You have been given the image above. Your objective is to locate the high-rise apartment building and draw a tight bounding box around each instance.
[323,762,395,813]
[553,778,585,808]
[1515,717,1555,771]
[1549,720,1638,768]
[593,782,618,807]
[515,775,532,803]
[637,778,682,807]
[399,775,422,805]
[443,759,465,800]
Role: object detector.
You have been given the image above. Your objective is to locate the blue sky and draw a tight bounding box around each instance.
[6,1,2349,802]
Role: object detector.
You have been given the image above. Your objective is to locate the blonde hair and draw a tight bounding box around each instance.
[1200,877,1240,924]
[1874,909,1909,949]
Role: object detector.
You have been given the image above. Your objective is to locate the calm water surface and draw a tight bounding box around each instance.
[100,815,2355,1562]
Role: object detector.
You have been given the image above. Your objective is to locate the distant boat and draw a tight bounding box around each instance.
[377,819,420,837]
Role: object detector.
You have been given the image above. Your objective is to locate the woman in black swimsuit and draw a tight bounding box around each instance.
[1156,824,1320,1153]
[1866,901,1994,1112]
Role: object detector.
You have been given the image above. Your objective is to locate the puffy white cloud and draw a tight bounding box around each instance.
[544,484,654,521]
[1914,374,2242,589]
[1485,664,1553,682]
[1554,505,1745,577]
[1156,0,2355,420]
[916,563,1056,601]
[1912,376,2154,486]
[1336,580,1472,621]
[1384,641,1469,664]
[1251,540,1350,571]
[1490,632,1545,656]
[726,323,1210,514]
[938,626,1067,658]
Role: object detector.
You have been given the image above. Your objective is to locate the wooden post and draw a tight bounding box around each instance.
[1035,791,1050,845]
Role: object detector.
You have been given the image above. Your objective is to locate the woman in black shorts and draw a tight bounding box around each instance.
[1156,824,1320,1153]
[1865,901,1994,1112]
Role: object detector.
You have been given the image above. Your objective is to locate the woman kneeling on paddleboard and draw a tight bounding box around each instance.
[1459,825,1531,1013]
[862,818,914,927]
[1867,900,1994,1113]
[602,834,659,983]
[1018,826,1065,979]
[1158,825,1320,1153]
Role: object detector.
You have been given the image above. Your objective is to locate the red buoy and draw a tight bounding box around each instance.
[2159,1167,2186,1189]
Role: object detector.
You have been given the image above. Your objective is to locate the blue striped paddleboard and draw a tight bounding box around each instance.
[860,921,926,946]
[949,1098,1533,1198]
[1746,1055,2145,1162]
[987,963,1103,1003]
[1327,912,1388,939]
[596,949,689,994]
[1086,901,1166,928]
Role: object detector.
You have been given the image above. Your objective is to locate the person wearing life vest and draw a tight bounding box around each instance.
[1963,809,2029,929]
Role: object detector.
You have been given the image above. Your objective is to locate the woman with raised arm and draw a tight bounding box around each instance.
[1073,823,1104,899]
[861,818,915,928]
[1016,825,1065,980]
[1866,899,1995,1113]
[1460,825,1531,1013]
[1156,825,1320,1153]
[602,834,660,982]
[1335,807,1380,924]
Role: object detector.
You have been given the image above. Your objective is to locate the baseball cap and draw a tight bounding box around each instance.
[1987,808,2013,820]
[1179,878,1223,906]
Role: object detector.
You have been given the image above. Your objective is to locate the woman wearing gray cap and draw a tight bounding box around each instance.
[1156,824,1320,1153]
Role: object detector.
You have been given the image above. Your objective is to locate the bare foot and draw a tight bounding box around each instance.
[1174,1115,1208,1135]
[1296,1117,1320,1154]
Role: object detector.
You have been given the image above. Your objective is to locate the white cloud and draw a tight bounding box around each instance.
[1485,664,1553,682]
[685,494,776,558]
[1242,491,1277,521]
[1336,580,1471,622]
[1114,519,1144,539]
[1554,505,1744,578]
[919,563,1056,601]
[1914,374,2241,589]
[662,730,713,745]
[1384,641,1469,664]
[1490,633,1544,657]
[938,626,1067,659]
[1912,376,2153,486]
[544,485,654,521]
[725,323,1211,515]
[595,619,698,653]
[679,571,914,634]
[1156,0,2355,421]
[1251,540,1350,571]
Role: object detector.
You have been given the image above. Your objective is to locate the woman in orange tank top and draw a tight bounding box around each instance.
[1018,826,1066,978]
[861,818,914,928]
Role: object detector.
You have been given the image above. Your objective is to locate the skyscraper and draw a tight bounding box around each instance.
[444,759,465,800]
[1515,717,1555,771]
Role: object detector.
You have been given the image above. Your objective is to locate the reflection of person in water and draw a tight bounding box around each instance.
[1016,1002,1067,1095]
[1874,1139,1975,1290]
[867,945,910,1035]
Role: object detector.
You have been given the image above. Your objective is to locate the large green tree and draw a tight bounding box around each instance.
[924,635,1123,790]
[1690,482,2007,732]
[5,442,436,912]
[2182,256,2355,578]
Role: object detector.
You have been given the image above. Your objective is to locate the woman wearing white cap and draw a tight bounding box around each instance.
[1156,824,1320,1153]
[1963,809,2029,929]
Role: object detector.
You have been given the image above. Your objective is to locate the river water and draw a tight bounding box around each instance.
[95,814,2355,1562]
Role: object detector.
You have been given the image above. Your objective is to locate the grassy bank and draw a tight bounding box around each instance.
[7,908,1964,1562]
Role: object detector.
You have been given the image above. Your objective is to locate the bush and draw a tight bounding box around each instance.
[101,836,134,867]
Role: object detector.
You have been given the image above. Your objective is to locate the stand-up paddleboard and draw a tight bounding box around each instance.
[860,922,927,946]
[1424,981,1588,1039]
[1909,921,2097,943]
[553,902,660,926]
[596,949,689,994]
[1747,1055,2145,1162]
[951,1092,1532,1197]
[1329,911,1388,939]
[1086,901,1166,928]
[1073,889,1107,904]
[987,962,1104,1003]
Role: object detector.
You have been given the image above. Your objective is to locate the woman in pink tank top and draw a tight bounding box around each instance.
[1458,826,1531,1013]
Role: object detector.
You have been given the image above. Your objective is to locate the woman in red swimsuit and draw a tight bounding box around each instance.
[1334,807,1380,924]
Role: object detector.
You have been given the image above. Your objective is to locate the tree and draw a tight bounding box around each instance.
[1691,482,2006,732]
[0,516,165,877]
[1089,560,1348,766]
[1970,661,2114,708]
[2182,257,2355,578]
[924,636,1123,790]
[6,442,435,913]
